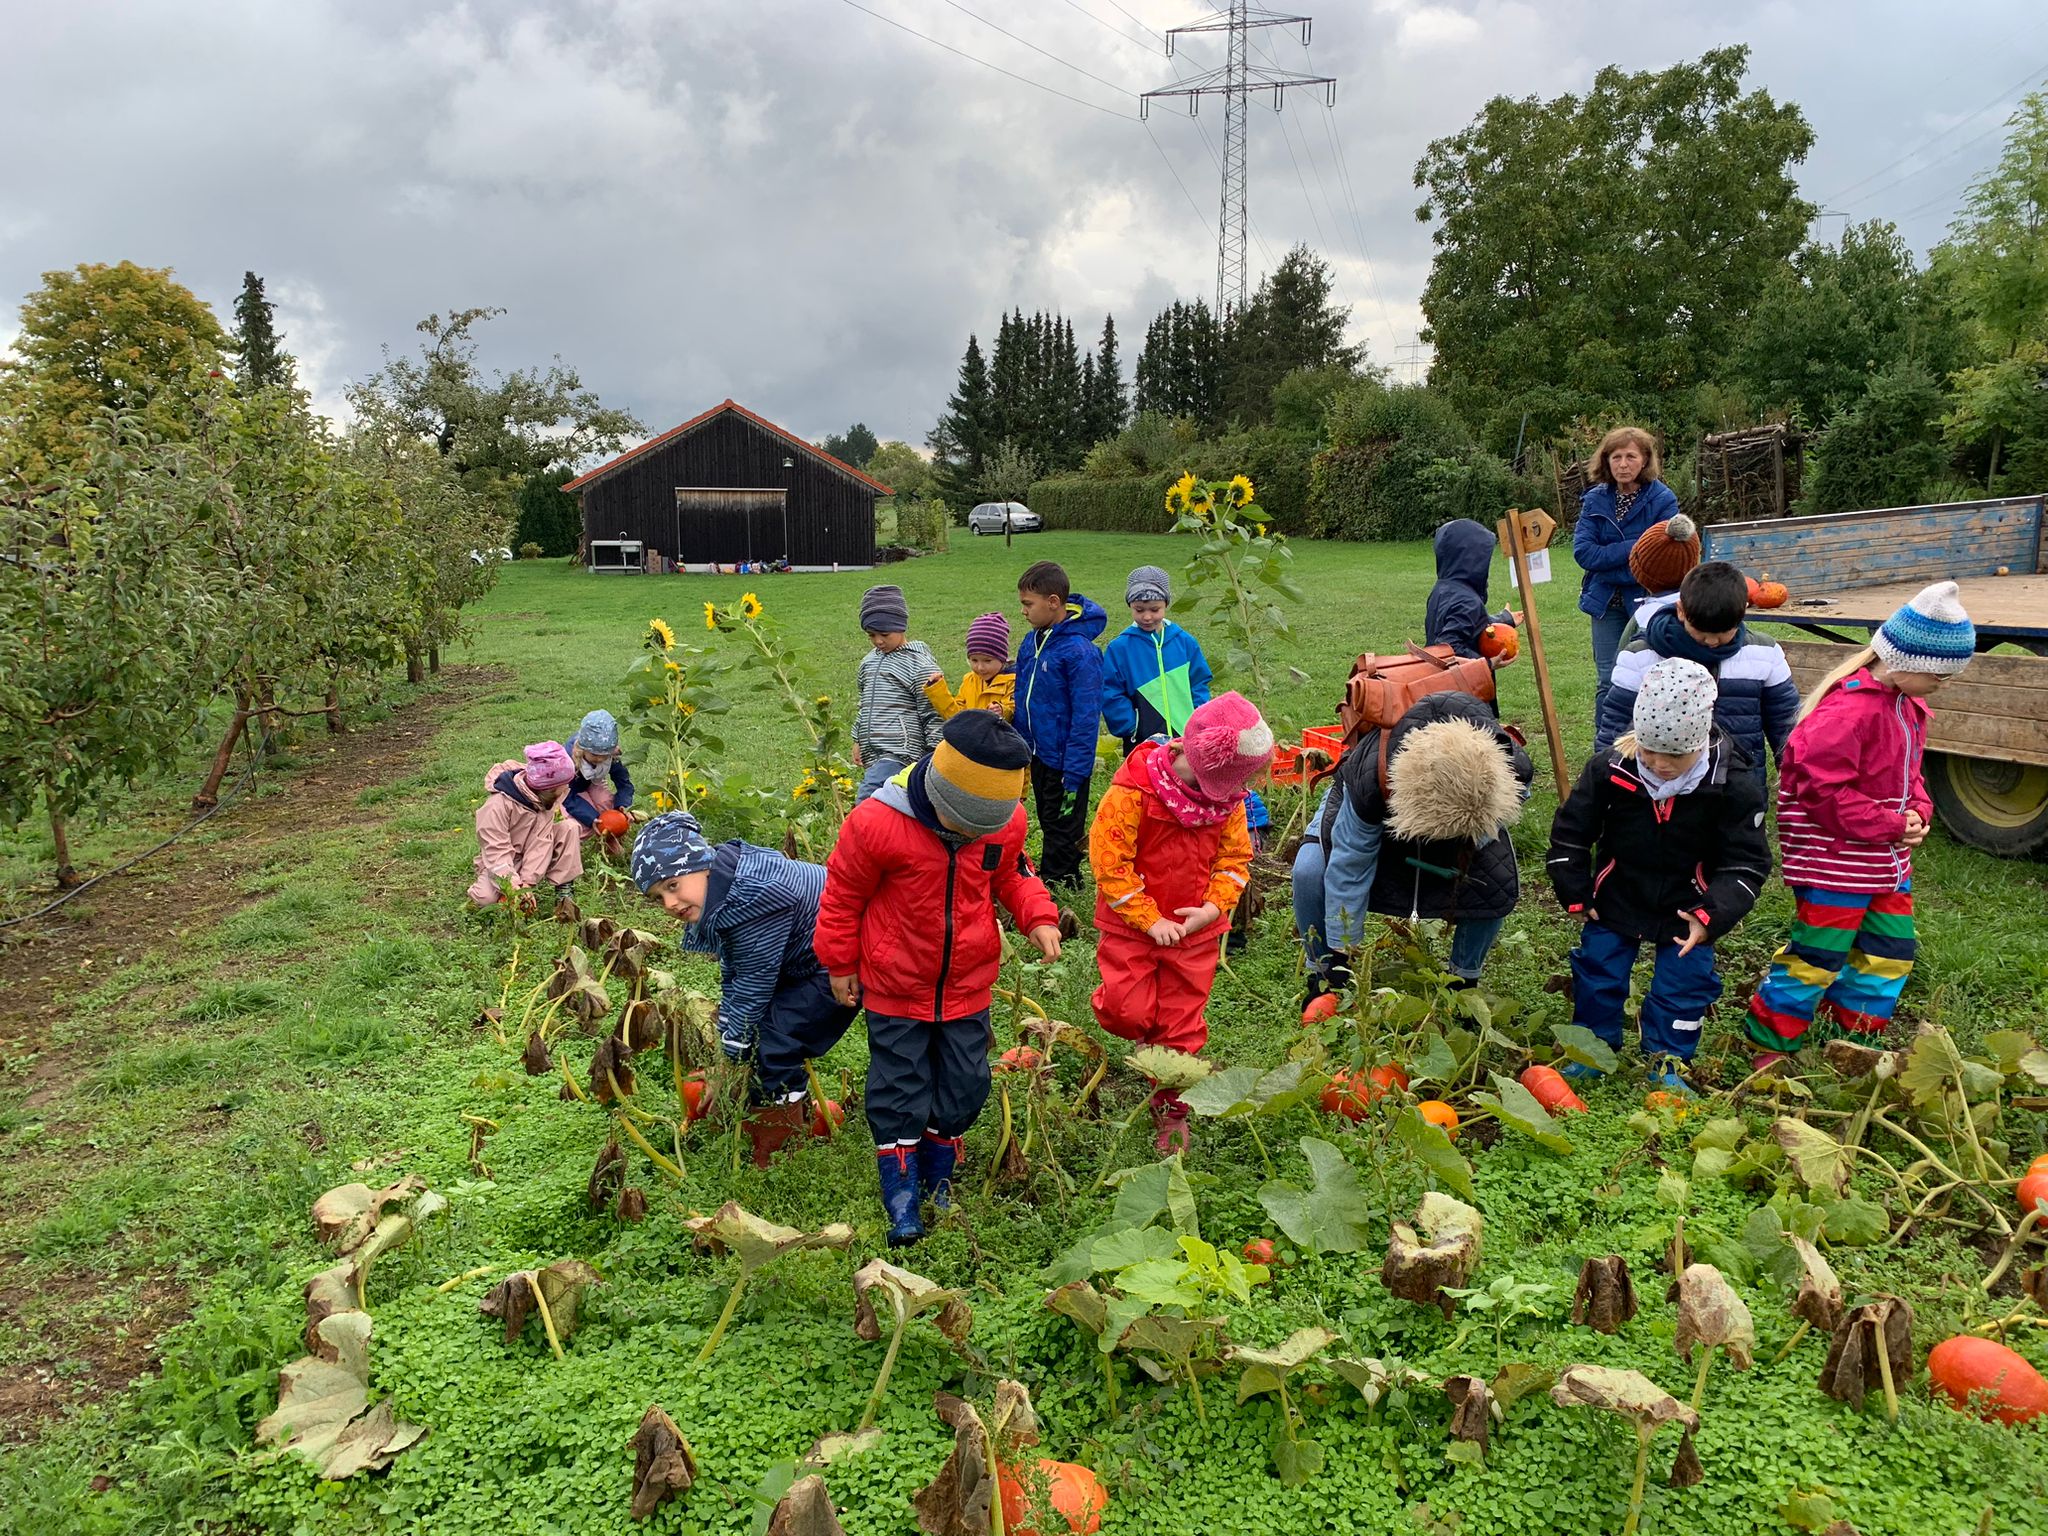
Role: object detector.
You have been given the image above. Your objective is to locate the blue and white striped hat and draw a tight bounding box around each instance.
[630,812,717,892]
[1872,581,1975,677]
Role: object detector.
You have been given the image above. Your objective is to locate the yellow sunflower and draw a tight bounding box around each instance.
[647,617,676,651]
[1227,474,1255,508]
[1165,470,1197,516]
[739,592,764,620]
[703,601,720,632]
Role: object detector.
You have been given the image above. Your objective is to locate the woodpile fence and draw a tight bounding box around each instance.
[1693,423,1804,524]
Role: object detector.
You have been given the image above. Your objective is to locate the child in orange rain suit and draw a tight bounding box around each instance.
[1089,691,1273,1153]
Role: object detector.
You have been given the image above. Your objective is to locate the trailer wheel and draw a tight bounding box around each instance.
[1928,752,2048,857]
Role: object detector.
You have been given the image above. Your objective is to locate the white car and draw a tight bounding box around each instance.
[968,501,1041,535]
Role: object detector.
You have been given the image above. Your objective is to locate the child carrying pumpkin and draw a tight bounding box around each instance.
[814,711,1064,1246]
[1547,658,1772,1094]
[1745,583,1974,1069]
[630,812,857,1168]
[1089,693,1272,1153]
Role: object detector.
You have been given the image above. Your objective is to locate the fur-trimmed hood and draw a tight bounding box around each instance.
[1386,717,1526,844]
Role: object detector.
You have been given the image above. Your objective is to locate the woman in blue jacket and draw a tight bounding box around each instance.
[1573,426,1679,722]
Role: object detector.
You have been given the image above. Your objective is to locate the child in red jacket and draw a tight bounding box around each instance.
[1746,582,1974,1068]
[1089,692,1272,1153]
[815,710,1063,1246]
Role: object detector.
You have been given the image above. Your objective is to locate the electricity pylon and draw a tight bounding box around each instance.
[1141,4,1335,319]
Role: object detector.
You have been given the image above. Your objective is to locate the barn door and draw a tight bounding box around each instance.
[673,487,787,566]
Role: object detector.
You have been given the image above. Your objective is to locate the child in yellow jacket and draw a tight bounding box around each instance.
[925,612,1016,721]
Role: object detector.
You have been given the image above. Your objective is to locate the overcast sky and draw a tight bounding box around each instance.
[3,0,2044,452]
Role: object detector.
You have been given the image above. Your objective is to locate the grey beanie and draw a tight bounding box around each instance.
[1633,657,1717,755]
[1126,564,1172,605]
[860,584,909,633]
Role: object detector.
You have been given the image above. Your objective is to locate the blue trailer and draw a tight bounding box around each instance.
[1701,494,2048,856]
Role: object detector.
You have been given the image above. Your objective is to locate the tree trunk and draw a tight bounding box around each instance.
[406,646,425,685]
[194,690,251,810]
[254,681,281,757]
[428,644,441,674]
[48,793,79,889]
[325,686,343,734]
[1987,427,2004,490]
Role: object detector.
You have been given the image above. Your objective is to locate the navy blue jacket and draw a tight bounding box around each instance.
[1424,519,1515,659]
[562,757,634,828]
[1594,599,1801,780]
[1574,478,1679,617]
[1014,594,1109,791]
[680,841,830,1058]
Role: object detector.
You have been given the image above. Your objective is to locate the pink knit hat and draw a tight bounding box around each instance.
[965,611,1011,664]
[523,741,576,789]
[1180,692,1274,800]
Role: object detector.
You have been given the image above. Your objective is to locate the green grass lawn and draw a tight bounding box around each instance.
[1,531,2045,1536]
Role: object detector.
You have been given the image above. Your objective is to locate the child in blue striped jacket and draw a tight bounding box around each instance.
[632,812,857,1168]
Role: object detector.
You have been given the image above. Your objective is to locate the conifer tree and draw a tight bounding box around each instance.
[233,270,290,391]
[929,333,996,504]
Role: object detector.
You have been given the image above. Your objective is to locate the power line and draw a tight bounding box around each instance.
[1821,58,2048,204]
[1838,102,2034,212]
[838,0,1136,118]
[1146,118,1216,235]
[1050,0,1159,53]
[936,0,1140,100]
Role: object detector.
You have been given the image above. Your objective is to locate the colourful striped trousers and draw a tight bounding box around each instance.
[1746,886,1915,1051]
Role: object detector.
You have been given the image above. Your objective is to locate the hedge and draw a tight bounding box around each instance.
[1029,472,1179,532]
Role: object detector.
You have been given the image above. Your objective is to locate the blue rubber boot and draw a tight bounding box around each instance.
[877,1147,925,1247]
[1560,1060,1607,1082]
[1646,1061,1697,1098]
[917,1134,964,1211]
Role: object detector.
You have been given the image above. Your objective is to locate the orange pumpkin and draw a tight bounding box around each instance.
[681,1071,714,1123]
[999,1458,1108,1535]
[1369,1062,1411,1097]
[809,1098,844,1138]
[1417,1100,1460,1136]
[2025,1154,2048,1177]
[1300,993,1342,1026]
[2017,1170,2048,1217]
[1928,1337,2048,1424]
[1745,575,1763,605]
[1479,623,1520,662]
[1519,1064,1588,1114]
[1753,577,1790,608]
[995,1046,1045,1075]
[1644,1090,1691,1119]
[1320,1070,1372,1121]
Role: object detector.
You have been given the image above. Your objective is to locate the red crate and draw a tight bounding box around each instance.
[1268,742,1305,785]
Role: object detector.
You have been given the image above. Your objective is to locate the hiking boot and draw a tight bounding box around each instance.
[1150,1089,1191,1156]
[877,1146,925,1247]
[743,1101,806,1169]
[917,1134,964,1210]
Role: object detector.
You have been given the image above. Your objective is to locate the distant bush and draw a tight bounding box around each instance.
[1306,381,1524,540]
[894,498,951,551]
[1030,473,1178,532]
[1802,361,1946,513]
[517,541,543,560]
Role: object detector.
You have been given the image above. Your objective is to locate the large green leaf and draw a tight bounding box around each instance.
[1473,1073,1572,1153]
[1258,1137,1375,1255]
[1393,1106,1477,1200]
[1180,1066,1263,1117]
[1270,1429,1325,1487]
[1088,1225,1180,1273]
[1821,1195,1888,1246]
[1409,1029,1460,1085]
[1549,1023,1618,1073]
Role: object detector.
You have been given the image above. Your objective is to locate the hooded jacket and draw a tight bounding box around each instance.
[1775,668,1933,893]
[474,762,570,889]
[1546,729,1771,945]
[1574,478,1680,617]
[1315,691,1534,925]
[1594,608,1801,777]
[813,766,1059,1020]
[1013,594,1109,791]
[925,667,1016,721]
[1424,520,1514,659]
[1090,740,1253,933]
[680,841,830,1057]
[1101,621,1213,743]
[561,748,635,828]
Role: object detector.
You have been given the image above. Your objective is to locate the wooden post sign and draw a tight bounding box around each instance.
[1496,508,1571,798]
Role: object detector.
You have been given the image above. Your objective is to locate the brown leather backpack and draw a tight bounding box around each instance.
[1336,644,1496,752]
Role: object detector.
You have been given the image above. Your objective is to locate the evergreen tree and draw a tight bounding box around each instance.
[929,333,996,504]
[1089,313,1126,441]
[1223,246,1360,423]
[233,271,290,392]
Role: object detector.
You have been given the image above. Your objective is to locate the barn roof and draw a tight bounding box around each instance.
[561,399,894,497]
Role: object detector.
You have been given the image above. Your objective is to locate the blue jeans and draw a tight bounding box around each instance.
[1589,597,1630,726]
[1569,920,1722,1061]
[855,755,907,803]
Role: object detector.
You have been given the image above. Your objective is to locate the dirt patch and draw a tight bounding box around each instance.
[0,1259,185,1444]
[0,667,505,1060]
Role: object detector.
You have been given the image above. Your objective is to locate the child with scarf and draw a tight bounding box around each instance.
[1547,658,1772,1093]
[1089,693,1272,1152]
[630,812,858,1168]
[561,709,636,853]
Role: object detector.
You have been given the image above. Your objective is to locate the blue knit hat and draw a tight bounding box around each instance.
[630,811,717,892]
[574,709,619,755]
[1872,581,1975,676]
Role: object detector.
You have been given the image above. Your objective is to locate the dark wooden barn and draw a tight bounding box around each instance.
[563,399,892,570]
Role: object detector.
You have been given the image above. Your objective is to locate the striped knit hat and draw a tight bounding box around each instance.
[965,611,1011,664]
[1872,581,1975,676]
[923,711,1030,837]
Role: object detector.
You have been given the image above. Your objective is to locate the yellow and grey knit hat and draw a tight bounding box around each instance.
[924,712,1030,837]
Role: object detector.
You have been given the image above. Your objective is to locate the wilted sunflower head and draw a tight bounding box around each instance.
[647,617,676,651]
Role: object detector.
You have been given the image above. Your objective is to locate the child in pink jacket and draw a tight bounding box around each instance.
[1745,582,1974,1067]
[468,741,585,908]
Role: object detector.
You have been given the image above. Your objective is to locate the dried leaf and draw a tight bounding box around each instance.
[588,1140,626,1209]
[628,1405,697,1520]
[1667,1428,1704,1488]
[1818,1295,1915,1410]
[256,1310,425,1479]
[1570,1255,1638,1335]
[532,1259,602,1339]
[804,1428,885,1468]
[853,1259,974,1346]
[767,1474,846,1536]
[682,1203,855,1272]
[2023,1266,2047,1311]
[1548,1365,1700,1434]
[311,1177,424,1254]
[1488,1362,1556,1411]
[1229,1327,1338,1403]
[1771,1118,1851,1197]
[1789,1237,1843,1333]
[590,1035,636,1102]
[1126,1045,1213,1090]
[479,1272,535,1346]
[561,975,614,1025]
[1443,1375,1492,1452]
[988,1379,1041,1452]
[578,919,619,952]
[303,1264,358,1353]
[616,1186,648,1224]
[618,998,663,1054]
[521,1031,553,1075]
[1044,1281,1109,1338]
[1382,1192,1484,1318]
[1330,1355,1433,1408]
[1822,1040,1896,1079]
[912,1392,994,1536]
[1674,1264,1755,1369]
